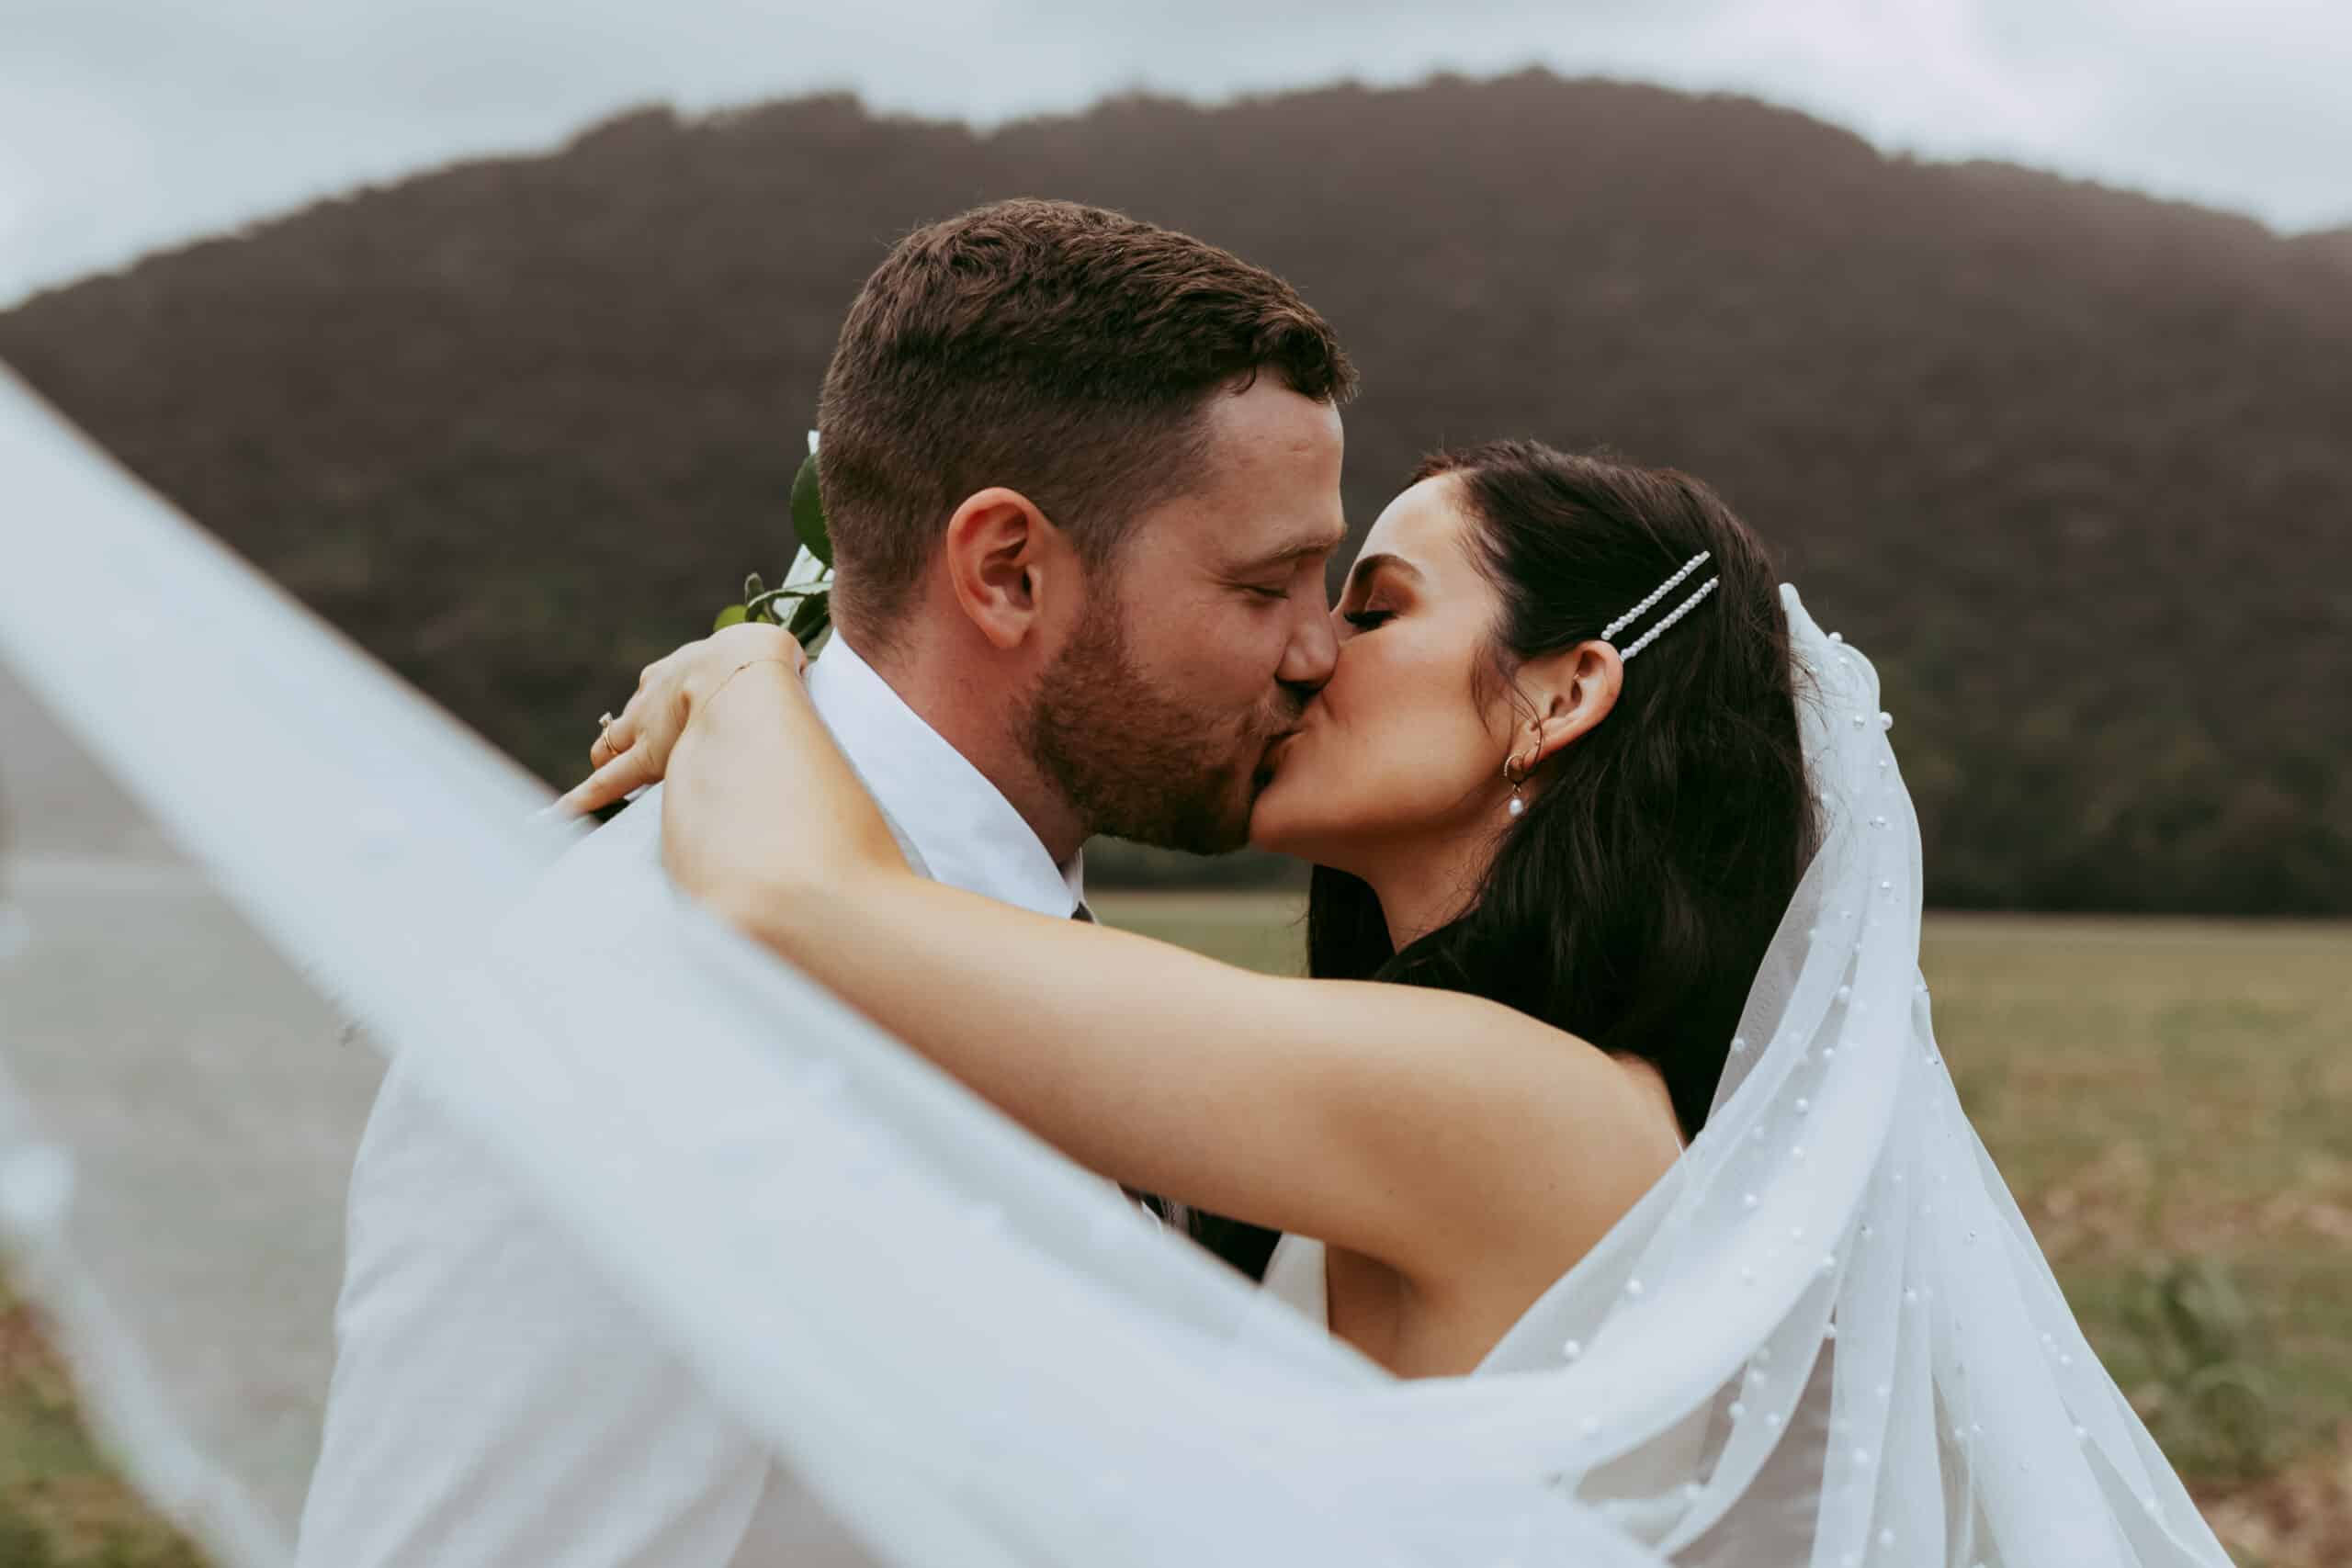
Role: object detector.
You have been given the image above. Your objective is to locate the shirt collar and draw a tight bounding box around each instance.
[805,635,1086,920]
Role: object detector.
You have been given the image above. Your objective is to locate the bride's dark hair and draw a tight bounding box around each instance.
[1193,440,1821,1280]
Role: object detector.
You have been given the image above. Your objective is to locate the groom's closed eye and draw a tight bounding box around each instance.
[1231,563,1333,603]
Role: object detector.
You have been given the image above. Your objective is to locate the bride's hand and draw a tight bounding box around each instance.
[554,622,806,817]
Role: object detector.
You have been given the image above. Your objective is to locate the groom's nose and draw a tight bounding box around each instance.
[1274,593,1338,701]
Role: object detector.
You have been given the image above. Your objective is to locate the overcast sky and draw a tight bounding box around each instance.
[4,0,2346,308]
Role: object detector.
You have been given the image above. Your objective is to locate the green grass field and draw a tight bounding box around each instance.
[0,1287,202,1567]
[6,907,2346,1565]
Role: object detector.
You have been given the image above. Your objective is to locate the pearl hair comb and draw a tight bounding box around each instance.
[1604,551,1720,660]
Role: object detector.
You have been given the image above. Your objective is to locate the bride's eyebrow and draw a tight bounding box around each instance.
[1343,553,1423,596]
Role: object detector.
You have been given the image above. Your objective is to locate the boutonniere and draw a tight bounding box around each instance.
[714,430,832,652]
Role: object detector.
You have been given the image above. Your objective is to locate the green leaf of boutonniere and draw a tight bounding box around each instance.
[710,431,835,652]
[786,588,831,645]
[790,448,831,567]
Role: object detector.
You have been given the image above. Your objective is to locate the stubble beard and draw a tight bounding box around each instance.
[1022,592,1291,856]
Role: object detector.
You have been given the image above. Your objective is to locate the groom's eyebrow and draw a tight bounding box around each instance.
[1232,525,1349,575]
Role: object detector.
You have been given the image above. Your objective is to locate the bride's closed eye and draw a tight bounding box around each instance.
[1342,609,1396,632]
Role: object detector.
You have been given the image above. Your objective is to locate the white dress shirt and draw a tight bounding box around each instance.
[295,637,1084,1567]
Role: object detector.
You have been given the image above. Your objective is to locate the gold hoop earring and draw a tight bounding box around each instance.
[1503,752,1531,818]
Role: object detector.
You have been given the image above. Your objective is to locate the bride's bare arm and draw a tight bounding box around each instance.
[660,656,1676,1286]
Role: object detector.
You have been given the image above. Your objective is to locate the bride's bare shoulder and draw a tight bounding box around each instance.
[1290,976,1684,1283]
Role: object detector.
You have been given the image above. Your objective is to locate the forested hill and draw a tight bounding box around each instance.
[2295,226,2352,272]
[5,72,2347,911]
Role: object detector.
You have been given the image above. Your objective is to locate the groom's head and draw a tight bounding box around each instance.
[817,199,1355,854]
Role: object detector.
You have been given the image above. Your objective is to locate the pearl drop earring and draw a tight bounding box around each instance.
[1503,752,1532,818]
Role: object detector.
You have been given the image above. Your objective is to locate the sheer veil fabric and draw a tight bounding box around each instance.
[0,370,2233,1567]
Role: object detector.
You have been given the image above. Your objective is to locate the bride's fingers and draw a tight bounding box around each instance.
[591,676,670,768]
[554,743,659,818]
[593,705,642,770]
[567,644,713,812]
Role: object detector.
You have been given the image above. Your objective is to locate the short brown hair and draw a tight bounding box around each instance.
[815,199,1356,645]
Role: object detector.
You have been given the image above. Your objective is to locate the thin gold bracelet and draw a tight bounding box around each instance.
[704,656,801,711]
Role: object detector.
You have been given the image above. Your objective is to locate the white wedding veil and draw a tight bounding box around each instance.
[0,367,2234,1568]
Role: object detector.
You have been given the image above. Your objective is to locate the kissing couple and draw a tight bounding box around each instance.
[298,199,2234,1567]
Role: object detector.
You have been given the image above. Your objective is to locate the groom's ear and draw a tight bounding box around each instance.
[941,487,1073,652]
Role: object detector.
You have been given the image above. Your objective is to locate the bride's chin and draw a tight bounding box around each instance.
[1245,778,1326,861]
[1249,750,1371,863]
[1243,812,1283,855]
[1245,781,1298,855]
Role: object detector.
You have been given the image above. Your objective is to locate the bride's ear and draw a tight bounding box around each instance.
[1518,640,1623,769]
[942,488,1073,651]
